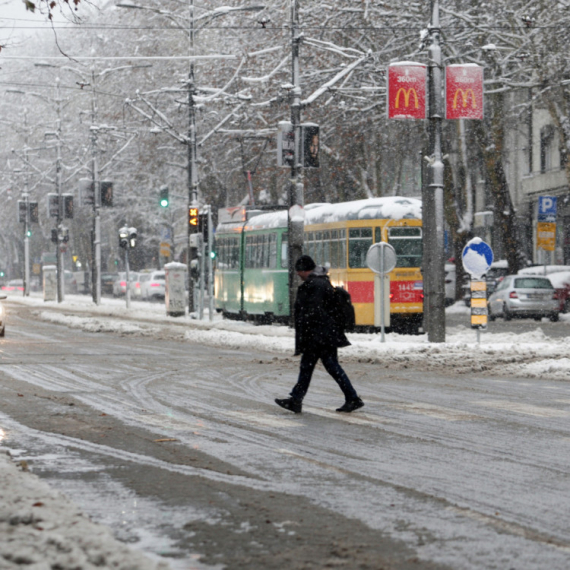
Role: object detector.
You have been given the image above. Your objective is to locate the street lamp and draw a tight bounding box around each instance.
[117,0,265,315]
[7,82,66,302]
[35,61,151,306]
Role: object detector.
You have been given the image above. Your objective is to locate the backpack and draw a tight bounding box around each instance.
[330,286,356,332]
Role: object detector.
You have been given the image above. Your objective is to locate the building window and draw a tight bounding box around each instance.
[540,125,555,173]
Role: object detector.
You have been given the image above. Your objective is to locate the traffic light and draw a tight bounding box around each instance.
[159,186,169,208]
[51,229,58,243]
[63,194,74,219]
[189,206,199,232]
[119,226,129,249]
[128,227,137,248]
[198,212,209,243]
[301,123,320,168]
[18,201,26,223]
[62,228,70,243]
[48,193,59,218]
[100,181,113,207]
[26,229,32,238]
[29,202,39,224]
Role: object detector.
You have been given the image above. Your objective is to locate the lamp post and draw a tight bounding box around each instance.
[35,62,151,305]
[117,1,264,315]
[8,82,65,302]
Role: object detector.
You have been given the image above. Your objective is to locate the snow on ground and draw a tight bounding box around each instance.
[0,449,169,570]
[3,292,570,569]
[8,292,570,379]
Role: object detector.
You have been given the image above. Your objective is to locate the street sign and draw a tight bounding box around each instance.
[538,196,557,222]
[387,63,427,119]
[462,238,493,279]
[537,222,556,251]
[366,242,397,275]
[445,65,484,120]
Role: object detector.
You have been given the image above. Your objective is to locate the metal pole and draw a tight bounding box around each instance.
[380,248,385,343]
[288,0,304,325]
[207,206,214,321]
[199,233,205,319]
[125,247,131,309]
[424,0,445,342]
[187,0,197,314]
[91,69,102,306]
[23,114,30,297]
[55,78,65,303]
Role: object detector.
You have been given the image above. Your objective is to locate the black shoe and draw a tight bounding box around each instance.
[275,398,302,413]
[336,397,364,413]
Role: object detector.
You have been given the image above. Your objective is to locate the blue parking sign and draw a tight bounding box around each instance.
[538,196,557,222]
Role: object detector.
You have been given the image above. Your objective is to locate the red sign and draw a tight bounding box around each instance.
[387,63,427,119]
[446,65,484,120]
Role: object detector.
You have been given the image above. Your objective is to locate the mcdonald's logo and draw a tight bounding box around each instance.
[395,88,419,109]
[387,63,427,119]
[446,65,484,119]
[453,88,477,109]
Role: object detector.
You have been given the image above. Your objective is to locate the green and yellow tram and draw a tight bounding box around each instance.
[214,197,423,333]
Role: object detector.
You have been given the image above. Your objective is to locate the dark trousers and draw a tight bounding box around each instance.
[290,347,358,403]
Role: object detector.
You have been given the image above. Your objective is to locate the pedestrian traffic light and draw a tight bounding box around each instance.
[159,186,169,208]
[189,206,199,232]
[63,194,74,219]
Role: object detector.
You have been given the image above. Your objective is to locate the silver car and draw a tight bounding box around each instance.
[488,275,560,322]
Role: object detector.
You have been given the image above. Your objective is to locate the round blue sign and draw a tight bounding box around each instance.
[462,239,494,279]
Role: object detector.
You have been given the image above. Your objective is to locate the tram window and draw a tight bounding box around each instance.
[263,234,270,268]
[330,239,338,268]
[281,233,288,268]
[388,227,422,267]
[349,228,373,268]
[323,233,330,267]
[340,230,347,268]
[269,233,277,269]
[375,227,383,243]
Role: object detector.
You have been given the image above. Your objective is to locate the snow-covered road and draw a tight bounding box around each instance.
[2,294,570,569]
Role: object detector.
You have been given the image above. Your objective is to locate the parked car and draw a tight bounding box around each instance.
[130,272,142,298]
[140,270,165,300]
[544,271,570,313]
[463,260,509,306]
[488,275,560,322]
[101,272,119,295]
[1,279,24,294]
[112,273,128,297]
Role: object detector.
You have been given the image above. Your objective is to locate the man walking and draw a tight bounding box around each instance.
[275,255,364,414]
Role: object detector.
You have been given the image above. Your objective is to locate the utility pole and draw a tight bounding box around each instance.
[288,0,304,325]
[22,112,30,298]
[187,0,198,314]
[423,0,446,341]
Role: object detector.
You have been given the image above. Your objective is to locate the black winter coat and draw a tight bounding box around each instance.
[294,273,351,355]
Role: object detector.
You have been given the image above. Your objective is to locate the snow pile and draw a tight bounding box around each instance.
[0,450,169,570]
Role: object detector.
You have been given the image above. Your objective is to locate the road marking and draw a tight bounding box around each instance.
[474,400,570,418]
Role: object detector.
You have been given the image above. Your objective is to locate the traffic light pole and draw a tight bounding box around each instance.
[288,0,304,326]
[55,78,65,304]
[91,70,102,306]
[423,0,446,342]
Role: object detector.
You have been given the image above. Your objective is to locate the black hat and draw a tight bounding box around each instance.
[295,255,316,271]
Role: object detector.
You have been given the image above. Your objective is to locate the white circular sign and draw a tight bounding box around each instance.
[366,242,397,275]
